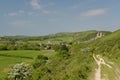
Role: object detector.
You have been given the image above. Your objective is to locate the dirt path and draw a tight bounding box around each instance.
[93,54,112,80]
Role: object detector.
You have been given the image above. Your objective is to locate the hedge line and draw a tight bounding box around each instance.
[0,54,33,59]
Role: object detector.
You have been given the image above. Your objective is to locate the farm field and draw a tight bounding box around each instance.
[0,50,54,79]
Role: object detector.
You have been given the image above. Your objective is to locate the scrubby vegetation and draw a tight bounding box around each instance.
[1,30,120,80]
[8,62,32,80]
[30,46,94,80]
[91,29,120,59]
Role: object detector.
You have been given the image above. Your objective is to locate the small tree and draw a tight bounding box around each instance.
[8,62,32,80]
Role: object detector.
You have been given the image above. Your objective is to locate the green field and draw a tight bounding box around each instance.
[0,50,54,79]
[0,30,120,80]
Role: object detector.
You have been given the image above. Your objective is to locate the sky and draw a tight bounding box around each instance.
[0,0,120,36]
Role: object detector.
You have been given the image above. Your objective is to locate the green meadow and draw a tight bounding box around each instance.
[0,50,53,79]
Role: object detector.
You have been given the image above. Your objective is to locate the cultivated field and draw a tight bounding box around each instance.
[0,50,52,79]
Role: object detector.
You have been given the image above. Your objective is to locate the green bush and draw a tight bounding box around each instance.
[57,50,70,59]
[33,55,48,69]
[70,44,81,54]
[52,44,68,52]
[32,66,51,80]
[59,45,69,52]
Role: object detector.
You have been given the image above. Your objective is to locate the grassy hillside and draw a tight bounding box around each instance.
[1,30,120,80]
[91,29,120,58]
[31,51,95,80]
[53,30,111,43]
[22,29,120,80]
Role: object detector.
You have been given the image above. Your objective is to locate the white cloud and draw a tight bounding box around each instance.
[80,9,106,17]
[30,0,56,14]
[30,0,42,10]
[8,13,18,16]
[8,10,25,16]
[10,21,31,27]
[70,0,96,9]
[42,10,56,14]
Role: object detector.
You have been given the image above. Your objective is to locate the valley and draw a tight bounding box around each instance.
[0,30,120,80]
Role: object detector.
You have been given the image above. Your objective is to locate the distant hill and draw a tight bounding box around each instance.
[50,30,111,40]
[71,30,111,43]
[0,30,112,43]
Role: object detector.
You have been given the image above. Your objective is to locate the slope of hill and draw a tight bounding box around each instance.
[48,30,111,43]
[91,29,120,59]
[72,30,111,42]
[86,29,120,80]
[1,29,119,80]
[28,29,113,80]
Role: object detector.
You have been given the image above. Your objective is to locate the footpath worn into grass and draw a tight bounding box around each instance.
[93,54,120,80]
[101,58,120,80]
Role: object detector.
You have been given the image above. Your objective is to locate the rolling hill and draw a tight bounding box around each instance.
[1,29,120,80]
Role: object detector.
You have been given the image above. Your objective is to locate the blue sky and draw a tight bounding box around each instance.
[0,0,120,36]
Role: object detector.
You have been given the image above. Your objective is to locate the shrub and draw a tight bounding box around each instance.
[57,50,70,59]
[33,55,48,69]
[32,66,51,80]
[60,44,69,52]
[8,62,32,80]
[52,44,69,52]
[70,44,81,54]
[52,44,61,51]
